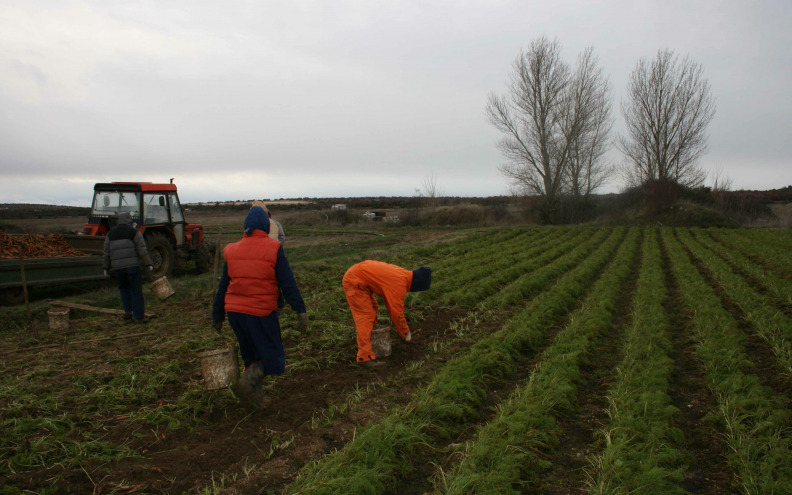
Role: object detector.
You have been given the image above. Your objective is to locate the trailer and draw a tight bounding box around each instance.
[0,235,106,305]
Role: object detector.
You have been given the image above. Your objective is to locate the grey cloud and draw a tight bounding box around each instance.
[0,0,789,204]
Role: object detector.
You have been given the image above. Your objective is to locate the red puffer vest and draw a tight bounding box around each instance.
[223,231,281,316]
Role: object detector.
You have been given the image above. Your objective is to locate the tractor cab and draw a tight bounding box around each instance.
[86,183,181,232]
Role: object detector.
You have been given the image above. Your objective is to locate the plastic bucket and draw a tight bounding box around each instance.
[47,307,70,331]
[149,276,174,301]
[371,325,392,358]
[197,347,239,390]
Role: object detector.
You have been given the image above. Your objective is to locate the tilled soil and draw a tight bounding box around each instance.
[4,307,473,494]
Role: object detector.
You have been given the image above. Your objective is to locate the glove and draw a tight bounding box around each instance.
[103,269,108,277]
[296,313,308,333]
[212,320,222,334]
[148,265,154,272]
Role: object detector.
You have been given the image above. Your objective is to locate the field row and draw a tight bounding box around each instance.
[1,225,790,494]
[283,226,792,494]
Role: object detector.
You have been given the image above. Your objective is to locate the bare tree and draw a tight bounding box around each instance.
[487,37,612,221]
[563,48,614,199]
[418,171,443,199]
[618,49,716,188]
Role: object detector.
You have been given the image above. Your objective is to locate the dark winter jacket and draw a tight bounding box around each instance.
[103,212,153,271]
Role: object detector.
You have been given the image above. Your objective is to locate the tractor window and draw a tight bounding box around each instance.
[144,194,169,224]
[92,191,140,219]
[169,193,184,223]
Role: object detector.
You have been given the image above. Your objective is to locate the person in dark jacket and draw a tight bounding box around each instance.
[212,206,308,408]
[103,212,153,323]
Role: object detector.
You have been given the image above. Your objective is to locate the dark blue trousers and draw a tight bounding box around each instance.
[228,311,285,375]
[115,266,145,320]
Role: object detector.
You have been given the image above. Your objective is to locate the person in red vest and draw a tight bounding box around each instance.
[342,260,432,369]
[212,206,307,407]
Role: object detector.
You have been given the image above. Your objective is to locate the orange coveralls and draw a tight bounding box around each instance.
[342,260,413,362]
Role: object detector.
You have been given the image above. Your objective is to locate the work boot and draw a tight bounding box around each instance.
[123,311,133,321]
[358,359,386,370]
[232,362,266,405]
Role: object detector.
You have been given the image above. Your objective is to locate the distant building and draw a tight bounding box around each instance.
[363,210,386,221]
[331,204,347,211]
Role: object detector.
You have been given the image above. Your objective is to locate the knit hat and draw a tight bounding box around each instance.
[118,212,133,225]
[409,266,432,292]
[244,206,271,235]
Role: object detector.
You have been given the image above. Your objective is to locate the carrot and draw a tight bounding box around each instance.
[0,232,88,259]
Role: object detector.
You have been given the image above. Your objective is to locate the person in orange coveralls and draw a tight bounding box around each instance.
[342,260,432,369]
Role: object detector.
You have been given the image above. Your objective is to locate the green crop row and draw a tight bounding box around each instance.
[409,227,626,427]
[283,227,629,494]
[436,227,641,494]
[663,228,792,494]
[708,228,792,277]
[691,228,792,310]
[734,227,792,251]
[588,227,687,494]
[676,228,792,376]
[418,228,571,305]
[481,227,610,308]
[438,227,597,307]
[408,228,529,268]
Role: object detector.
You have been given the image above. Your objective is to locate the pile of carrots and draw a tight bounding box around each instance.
[0,232,88,259]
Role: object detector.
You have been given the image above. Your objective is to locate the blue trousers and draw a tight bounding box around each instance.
[115,266,145,320]
[228,311,285,375]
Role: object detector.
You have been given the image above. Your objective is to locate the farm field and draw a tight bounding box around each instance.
[1,225,792,494]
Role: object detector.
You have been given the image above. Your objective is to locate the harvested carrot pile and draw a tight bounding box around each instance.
[0,232,88,259]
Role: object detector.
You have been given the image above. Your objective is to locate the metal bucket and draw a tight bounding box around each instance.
[149,276,174,301]
[197,347,239,390]
[47,307,70,331]
[371,325,392,358]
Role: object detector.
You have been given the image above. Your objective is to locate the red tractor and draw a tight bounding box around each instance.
[80,182,213,278]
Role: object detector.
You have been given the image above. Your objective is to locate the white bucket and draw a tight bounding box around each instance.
[371,325,392,358]
[47,307,70,331]
[197,347,240,390]
[149,276,174,301]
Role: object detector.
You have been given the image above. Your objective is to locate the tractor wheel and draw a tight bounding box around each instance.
[194,244,213,274]
[145,232,174,279]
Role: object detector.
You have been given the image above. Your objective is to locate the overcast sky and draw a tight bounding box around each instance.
[1,0,789,206]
